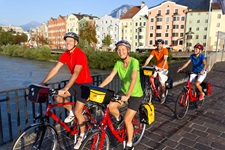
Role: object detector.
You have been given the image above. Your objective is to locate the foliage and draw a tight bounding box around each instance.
[0,27,28,46]
[1,45,51,60]
[79,22,97,49]
[102,34,112,46]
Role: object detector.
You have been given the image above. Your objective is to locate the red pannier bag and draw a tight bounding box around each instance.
[201,82,212,95]
[28,84,50,103]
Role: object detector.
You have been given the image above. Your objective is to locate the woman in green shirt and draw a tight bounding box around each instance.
[99,40,143,150]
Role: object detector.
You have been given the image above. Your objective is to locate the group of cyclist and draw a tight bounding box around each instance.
[40,31,207,150]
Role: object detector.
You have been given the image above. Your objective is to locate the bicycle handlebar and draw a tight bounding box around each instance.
[178,71,200,75]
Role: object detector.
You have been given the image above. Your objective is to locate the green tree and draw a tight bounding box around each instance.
[102,34,112,46]
[79,22,97,49]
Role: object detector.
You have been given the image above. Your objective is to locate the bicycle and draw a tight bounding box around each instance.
[79,94,147,150]
[142,66,169,104]
[174,71,205,119]
[11,84,101,150]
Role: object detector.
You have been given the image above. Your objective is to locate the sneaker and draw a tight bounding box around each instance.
[160,96,166,104]
[113,116,124,129]
[74,134,86,149]
[64,114,74,123]
[199,92,205,101]
[124,145,134,150]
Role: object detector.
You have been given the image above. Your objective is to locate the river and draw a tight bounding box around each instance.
[0,54,110,92]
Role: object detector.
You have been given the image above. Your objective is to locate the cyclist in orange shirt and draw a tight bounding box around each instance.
[142,39,169,104]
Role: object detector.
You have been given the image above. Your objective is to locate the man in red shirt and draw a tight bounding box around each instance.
[142,39,169,104]
[41,32,92,149]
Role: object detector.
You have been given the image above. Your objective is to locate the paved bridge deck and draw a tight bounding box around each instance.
[2,62,225,150]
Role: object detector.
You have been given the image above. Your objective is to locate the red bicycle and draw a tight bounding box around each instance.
[175,71,204,119]
[79,95,146,150]
[11,85,101,150]
[142,66,169,103]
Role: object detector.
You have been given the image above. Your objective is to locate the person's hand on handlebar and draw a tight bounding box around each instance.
[121,95,129,102]
[177,68,182,73]
[58,88,68,96]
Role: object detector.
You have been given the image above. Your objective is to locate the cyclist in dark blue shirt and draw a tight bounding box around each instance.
[177,43,207,100]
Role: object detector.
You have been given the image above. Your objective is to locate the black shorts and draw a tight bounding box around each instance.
[116,91,142,111]
[68,83,92,104]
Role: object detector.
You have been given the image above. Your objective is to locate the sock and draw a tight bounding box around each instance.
[80,133,85,137]
[127,142,132,147]
[116,116,121,121]
[69,110,74,116]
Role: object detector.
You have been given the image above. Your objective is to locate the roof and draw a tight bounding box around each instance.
[211,2,222,10]
[120,6,141,19]
[170,0,210,11]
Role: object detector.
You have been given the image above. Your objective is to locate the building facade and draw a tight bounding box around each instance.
[95,14,119,50]
[48,15,67,49]
[147,1,188,52]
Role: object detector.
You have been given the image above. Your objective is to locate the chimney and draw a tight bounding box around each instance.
[141,1,145,8]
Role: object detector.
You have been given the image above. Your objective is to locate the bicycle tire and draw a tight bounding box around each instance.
[143,84,153,103]
[175,91,190,119]
[79,130,110,150]
[11,123,58,150]
[132,117,146,146]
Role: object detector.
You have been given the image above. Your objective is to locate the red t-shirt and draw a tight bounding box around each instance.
[59,47,93,84]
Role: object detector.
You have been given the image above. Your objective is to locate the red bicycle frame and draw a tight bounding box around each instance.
[97,107,142,149]
[44,101,96,136]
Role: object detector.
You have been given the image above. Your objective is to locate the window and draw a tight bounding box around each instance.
[172,33,179,37]
[150,33,153,37]
[151,18,154,22]
[217,23,220,27]
[180,25,184,29]
[203,35,207,39]
[205,19,208,23]
[173,16,179,21]
[166,17,170,22]
[173,25,179,29]
[179,41,183,45]
[149,40,153,45]
[158,10,161,15]
[204,27,207,30]
[217,14,221,19]
[196,35,199,39]
[196,27,199,31]
[180,33,184,37]
[150,26,154,30]
[181,16,185,21]
[175,9,178,13]
[156,33,161,37]
[165,33,169,37]
[166,25,169,29]
[165,40,168,45]
[156,17,162,22]
[156,25,162,29]
[197,20,200,23]
[172,40,178,45]
[166,9,170,14]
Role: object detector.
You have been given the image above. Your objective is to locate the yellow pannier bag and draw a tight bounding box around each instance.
[139,102,155,125]
[88,85,114,104]
[142,67,155,76]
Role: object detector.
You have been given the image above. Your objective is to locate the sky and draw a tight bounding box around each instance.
[1,0,165,26]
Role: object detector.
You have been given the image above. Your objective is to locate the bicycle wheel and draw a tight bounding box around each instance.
[175,91,190,119]
[132,115,146,146]
[143,84,153,103]
[11,123,58,150]
[79,130,110,150]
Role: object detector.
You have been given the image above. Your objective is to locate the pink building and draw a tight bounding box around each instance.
[147,1,188,52]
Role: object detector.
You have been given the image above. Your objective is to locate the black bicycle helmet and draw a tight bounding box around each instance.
[63,32,79,42]
[155,39,164,45]
[115,40,131,50]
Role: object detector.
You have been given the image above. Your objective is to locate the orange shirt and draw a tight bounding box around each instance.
[150,48,168,70]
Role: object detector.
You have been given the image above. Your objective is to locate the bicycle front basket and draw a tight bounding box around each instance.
[28,84,49,103]
[88,85,114,104]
